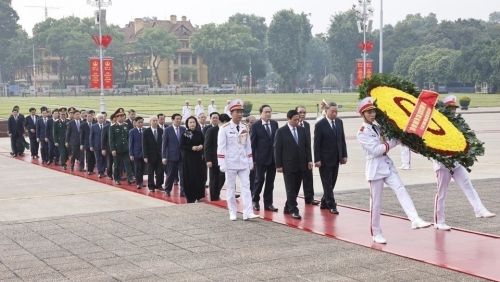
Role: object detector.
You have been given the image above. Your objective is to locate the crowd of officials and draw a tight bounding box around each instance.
[6,95,495,243]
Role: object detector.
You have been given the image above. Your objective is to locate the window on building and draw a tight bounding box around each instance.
[191,56,197,65]
[181,54,190,65]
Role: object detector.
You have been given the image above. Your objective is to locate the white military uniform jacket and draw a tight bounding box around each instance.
[217,120,253,170]
[208,104,217,114]
[195,104,204,118]
[357,122,398,181]
[182,106,191,121]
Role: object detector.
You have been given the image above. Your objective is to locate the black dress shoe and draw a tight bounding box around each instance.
[291,213,302,219]
[70,167,74,171]
[120,176,127,181]
[329,208,339,214]
[253,202,260,211]
[114,180,121,185]
[98,174,104,178]
[9,152,14,156]
[320,205,328,210]
[165,191,171,197]
[149,188,156,192]
[107,176,113,180]
[265,205,279,212]
[13,154,18,157]
[19,153,25,156]
[136,185,142,189]
[283,209,290,214]
[157,187,165,191]
[306,200,320,205]
[47,161,52,165]
[235,194,241,199]
[79,169,85,172]
[62,165,67,170]
[87,172,94,175]
[128,180,136,185]
[180,192,186,197]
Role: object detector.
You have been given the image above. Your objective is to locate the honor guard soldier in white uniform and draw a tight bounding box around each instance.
[195,99,204,118]
[356,97,431,244]
[182,100,191,123]
[217,99,260,221]
[433,95,495,231]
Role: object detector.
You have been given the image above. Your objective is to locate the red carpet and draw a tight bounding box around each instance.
[3,152,499,281]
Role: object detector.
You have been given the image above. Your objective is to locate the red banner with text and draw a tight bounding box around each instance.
[89,58,113,89]
[404,90,439,137]
[355,60,373,86]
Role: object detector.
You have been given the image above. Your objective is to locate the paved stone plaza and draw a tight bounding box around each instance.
[0,108,498,281]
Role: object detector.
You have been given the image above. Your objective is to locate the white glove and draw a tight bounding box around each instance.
[220,165,226,173]
[388,139,398,149]
[248,163,254,171]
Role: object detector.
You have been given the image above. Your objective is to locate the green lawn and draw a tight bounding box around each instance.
[1,93,499,119]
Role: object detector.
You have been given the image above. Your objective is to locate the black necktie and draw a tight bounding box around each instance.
[236,125,240,132]
[331,120,337,136]
[265,124,271,136]
[139,129,142,134]
[153,129,157,141]
[373,125,379,135]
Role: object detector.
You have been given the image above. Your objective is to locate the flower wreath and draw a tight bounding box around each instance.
[358,74,485,172]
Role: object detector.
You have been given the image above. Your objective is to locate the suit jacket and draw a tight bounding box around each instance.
[128,127,144,158]
[46,118,55,142]
[161,125,185,161]
[202,124,215,135]
[8,115,25,137]
[250,119,279,165]
[314,117,348,167]
[35,118,49,140]
[142,126,163,160]
[89,123,104,151]
[25,115,39,137]
[66,120,81,146]
[274,125,311,172]
[300,120,311,141]
[204,126,219,166]
[79,121,92,148]
[101,123,111,152]
[125,119,133,132]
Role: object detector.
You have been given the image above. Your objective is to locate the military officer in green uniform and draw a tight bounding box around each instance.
[109,108,135,185]
[53,108,69,169]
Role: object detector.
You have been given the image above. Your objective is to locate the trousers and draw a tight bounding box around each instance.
[434,166,486,224]
[401,146,411,168]
[369,171,419,236]
[225,168,252,217]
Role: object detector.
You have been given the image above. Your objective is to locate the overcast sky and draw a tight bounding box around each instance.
[13,0,499,36]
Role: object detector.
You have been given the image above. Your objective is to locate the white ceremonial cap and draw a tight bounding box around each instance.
[228,99,244,112]
[357,97,376,115]
[442,95,459,108]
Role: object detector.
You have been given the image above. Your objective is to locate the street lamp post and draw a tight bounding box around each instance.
[87,0,112,113]
[355,0,374,79]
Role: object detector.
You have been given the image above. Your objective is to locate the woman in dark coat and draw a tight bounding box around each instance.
[180,116,206,203]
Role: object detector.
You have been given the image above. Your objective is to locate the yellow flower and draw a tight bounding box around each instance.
[371,86,467,154]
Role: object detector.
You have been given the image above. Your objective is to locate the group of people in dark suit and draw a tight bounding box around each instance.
[8,101,348,220]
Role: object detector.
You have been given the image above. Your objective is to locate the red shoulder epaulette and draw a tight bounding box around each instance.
[359,126,365,131]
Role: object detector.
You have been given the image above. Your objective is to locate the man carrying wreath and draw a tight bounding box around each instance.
[356,97,431,244]
[432,95,495,231]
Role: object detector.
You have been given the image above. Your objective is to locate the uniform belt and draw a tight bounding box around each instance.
[366,153,387,160]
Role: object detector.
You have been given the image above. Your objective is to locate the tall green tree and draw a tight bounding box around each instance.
[266,9,311,92]
[135,27,181,87]
[327,8,360,89]
[0,0,20,82]
[304,34,331,88]
[4,29,33,84]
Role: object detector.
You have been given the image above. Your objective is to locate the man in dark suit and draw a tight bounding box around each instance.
[90,113,106,178]
[143,115,164,192]
[204,112,224,200]
[101,114,115,179]
[35,109,50,163]
[66,110,84,171]
[125,109,136,131]
[53,109,69,169]
[202,112,219,135]
[157,113,166,130]
[296,105,320,205]
[314,101,348,214]
[129,116,145,189]
[250,104,279,211]
[275,110,313,219]
[80,112,96,175]
[47,109,60,165]
[25,107,39,158]
[162,113,186,197]
[8,107,25,156]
